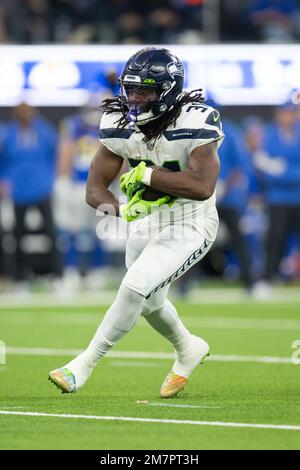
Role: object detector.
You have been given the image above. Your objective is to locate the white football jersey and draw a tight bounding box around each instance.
[99,102,224,241]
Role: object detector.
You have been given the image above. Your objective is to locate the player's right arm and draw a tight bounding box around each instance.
[85,143,124,216]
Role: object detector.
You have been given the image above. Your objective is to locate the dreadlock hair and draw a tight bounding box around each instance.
[100,89,205,143]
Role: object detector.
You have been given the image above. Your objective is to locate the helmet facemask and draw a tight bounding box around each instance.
[119,83,161,125]
[119,82,173,125]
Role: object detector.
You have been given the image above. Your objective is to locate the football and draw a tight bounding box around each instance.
[142,186,168,201]
[141,166,171,201]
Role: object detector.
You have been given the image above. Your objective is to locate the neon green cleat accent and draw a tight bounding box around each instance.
[48,367,76,394]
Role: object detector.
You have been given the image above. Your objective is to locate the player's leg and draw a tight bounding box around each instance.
[49,221,214,395]
[125,223,214,397]
[49,282,146,392]
[143,296,208,373]
[142,287,209,398]
[49,230,149,393]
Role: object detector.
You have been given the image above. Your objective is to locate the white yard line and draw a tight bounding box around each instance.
[0,292,115,308]
[112,360,161,367]
[5,346,293,364]
[147,403,220,409]
[1,406,31,410]
[2,312,300,331]
[0,410,299,431]
[189,290,300,304]
[183,317,300,331]
[0,287,299,308]
[0,313,102,325]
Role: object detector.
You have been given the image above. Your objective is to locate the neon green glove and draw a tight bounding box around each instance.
[120,162,147,201]
[120,189,174,222]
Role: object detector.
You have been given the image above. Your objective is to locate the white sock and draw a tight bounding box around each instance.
[144,299,207,377]
[64,284,145,388]
[64,333,113,388]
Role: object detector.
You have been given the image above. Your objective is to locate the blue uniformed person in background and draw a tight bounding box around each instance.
[1,102,62,286]
[216,118,255,292]
[253,102,300,296]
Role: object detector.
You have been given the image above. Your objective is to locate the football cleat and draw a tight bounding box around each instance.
[160,336,210,398]
[160,372,188,398]
[48,367,76,394]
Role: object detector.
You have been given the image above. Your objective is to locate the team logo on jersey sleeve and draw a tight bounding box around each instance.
[167,61,184,78]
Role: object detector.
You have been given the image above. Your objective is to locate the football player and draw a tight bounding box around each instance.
[49,47,224,398]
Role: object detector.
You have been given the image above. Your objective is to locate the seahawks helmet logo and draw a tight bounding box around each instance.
[167,61,184,79]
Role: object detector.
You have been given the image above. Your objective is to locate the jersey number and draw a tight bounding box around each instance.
[186,104,207,113]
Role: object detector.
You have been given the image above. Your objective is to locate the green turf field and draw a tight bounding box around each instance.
[0,292,300,450]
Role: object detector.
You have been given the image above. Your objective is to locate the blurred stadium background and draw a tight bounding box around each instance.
[0,0,300,300]
[1,0,300,452]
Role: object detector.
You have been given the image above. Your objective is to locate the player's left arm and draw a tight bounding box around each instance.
[149,141,220,201]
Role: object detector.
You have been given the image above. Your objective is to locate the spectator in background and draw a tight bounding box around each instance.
[116,10,146,44]
[0,204,4,282]
[246,0,300,43]
[0,0,204,45]
[0,177,14,286]
[3,0,298,46]
[2,0,54,44]
[0,3,7,43]
[220,0,259,42]
[0,122,7,282]
[0,183,11,282]
[240,117,268,280]
[294,89,300,127]
[253,103,300,296]
[169,0,204,43]
[54,94,108,291]
[146,5,182,44]
[1,102,62,289]
[217,118,255,292]
[96,0,145,44]
[96,69,120,96]
[175,115,257,296]
[145,0,203,44]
